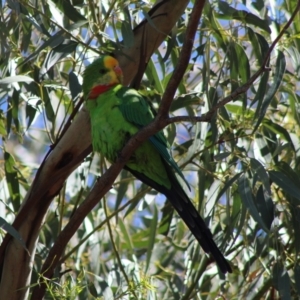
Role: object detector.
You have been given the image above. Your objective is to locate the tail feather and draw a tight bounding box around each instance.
[125,163,232,274]
[164,182,232,274]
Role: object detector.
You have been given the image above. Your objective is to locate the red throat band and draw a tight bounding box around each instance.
[88,84,116,99]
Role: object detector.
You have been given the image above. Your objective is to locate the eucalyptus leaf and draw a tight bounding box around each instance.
[0,76,34,84]
[0,217,28,253]
[253,51,286,131]
[273,262,291,300]
[238,175,269,232]
[269,170,300,202]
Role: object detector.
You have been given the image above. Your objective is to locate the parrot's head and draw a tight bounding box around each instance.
[83,55,123,99]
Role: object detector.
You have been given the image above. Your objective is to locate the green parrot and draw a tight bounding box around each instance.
[83,55,232,274]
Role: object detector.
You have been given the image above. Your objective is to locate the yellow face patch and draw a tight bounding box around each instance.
[104,56,119,70]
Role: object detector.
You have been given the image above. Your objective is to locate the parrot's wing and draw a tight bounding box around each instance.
[117,87,190,190]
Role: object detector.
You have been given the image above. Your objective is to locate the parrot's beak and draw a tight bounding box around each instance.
[114,65,123,83]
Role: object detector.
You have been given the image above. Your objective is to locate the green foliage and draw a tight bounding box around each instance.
[1,0,300,299]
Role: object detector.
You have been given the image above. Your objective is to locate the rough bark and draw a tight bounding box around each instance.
[0,0,190,299]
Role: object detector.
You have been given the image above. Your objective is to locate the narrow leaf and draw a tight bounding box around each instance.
[255,185,274,230]
[4,151,21,211]
[216,172,242,203]
[214,152,231,161]
[52,0,87,22]
[248,27,263,65]
[290,206,300,254]
[253,51,286,132]
[118,218,134,253]
[145,206,158,273]
[145,58,163,94]
[273,262,291,300]
[42,87,55,122]
[234,43,250,84]
[0,116,7,136]
[294,264,300,295]
[263,119,295,151]
[115,170,130,211]
[69,71,82,99]
[121,21,134,48]
[251,71,269,109]
[250,158,271,194]
[269,170,300,202]
[170,93,200,112]
[218,1,271,33]
[26,104,37,129]
[276,161,300,187]
[0,76,34,84]
[238,175,269,232]
[0,217,28,253]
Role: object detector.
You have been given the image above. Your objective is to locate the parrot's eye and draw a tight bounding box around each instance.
[99,69,106,75]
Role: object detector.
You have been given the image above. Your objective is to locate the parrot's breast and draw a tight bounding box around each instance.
[87,87,171,188]
[89,98,135,161]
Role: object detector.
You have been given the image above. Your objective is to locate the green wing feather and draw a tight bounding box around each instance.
[116,87,190,190]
